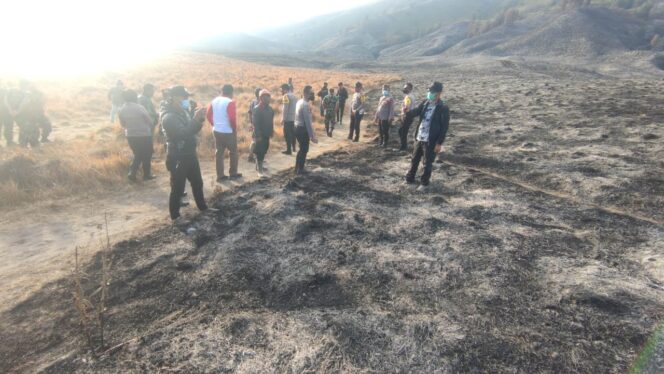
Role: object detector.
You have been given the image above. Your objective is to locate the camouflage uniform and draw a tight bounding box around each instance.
[322,94,338,136]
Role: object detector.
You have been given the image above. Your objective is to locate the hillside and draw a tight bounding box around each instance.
[248,0,664,72]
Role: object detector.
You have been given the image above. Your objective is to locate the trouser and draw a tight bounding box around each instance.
[324,112,336,135]
[283,121,296,153]
[406,141,437,186]
[110,104,121,123]
[127,136,153,178]
[16,117,39,148]
[378,119,390,145]
[253,136,270,163]
[337,100,346,124]
[295,125,310,172]
[168,154,207,219]
[399,117,414,149]
[0,114,13,144]
[214,131,239,179]
[348,112,362,141]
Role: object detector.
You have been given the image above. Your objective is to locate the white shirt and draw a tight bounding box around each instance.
[210,96,233,133]
[416,103,435,142]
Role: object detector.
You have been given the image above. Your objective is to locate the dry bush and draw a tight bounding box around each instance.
[0,52,399,208]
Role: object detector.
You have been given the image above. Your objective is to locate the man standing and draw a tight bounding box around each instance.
[30,87,52,143]
[337,82,348,126]
[317,82,329,116]
[138,83,158,134]
[294,85,318,174]
[0,85,15,146]
[8,81,39,148]
[251,89,274,175]
[207,84,242,182]
[247,88,261,163]
[374,84,395,147]
[161,85,215,222]
[118,89,155,182]
[399,83,416,151]
[322,88,339,137]
[348,82,366,142]
[108,80,125,123]
[405,82,450,190]
[280,83,297,155]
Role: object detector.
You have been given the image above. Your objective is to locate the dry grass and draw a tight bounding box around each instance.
[0,51,399,209]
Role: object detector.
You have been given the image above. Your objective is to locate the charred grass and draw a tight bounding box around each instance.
[1,138,662,372]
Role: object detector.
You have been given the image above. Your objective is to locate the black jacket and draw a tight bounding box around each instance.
[407,99,450,146]
[252,104,274,139]
[161,105,203,158]
[338,87,349,102]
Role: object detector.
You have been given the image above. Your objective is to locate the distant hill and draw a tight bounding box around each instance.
[191,33,286,55]
[194,0,664,72]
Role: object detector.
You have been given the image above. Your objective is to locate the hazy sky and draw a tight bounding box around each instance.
[0,0,376,77]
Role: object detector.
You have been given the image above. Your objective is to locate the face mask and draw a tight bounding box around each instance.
[382,90,390,97]
[427,92,437,101]
[181,99,190,110]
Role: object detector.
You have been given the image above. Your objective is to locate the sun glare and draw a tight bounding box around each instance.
[0,0,375,78]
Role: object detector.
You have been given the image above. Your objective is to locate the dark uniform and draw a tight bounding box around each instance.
[322,93,338,137]
[161,105,208,220]
[251,102,274,172]
[7,89,39,148]
[337,86,349,125]
[317,86,329,116]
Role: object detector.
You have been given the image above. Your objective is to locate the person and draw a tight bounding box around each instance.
[317,82,329,116]
[251,89,274,175]
[399,83,416,151]
[288,77,294,92]
[322,88,339,137]
[156,89,171,144]
[247,88,261,163]
[207,84,242,182]
[337,82,349,126]
[138,83,158,134]
[374,84,395,147]
[8,81,39,148]
[280,83,297,155]
[161,85,215,222]
[30,87,52,143]
[0,85,15,146]
[348,81,366,142]
[108,80,125,123]
[118,89,155,182]
[294,85,318,174]
[405,82,450,190]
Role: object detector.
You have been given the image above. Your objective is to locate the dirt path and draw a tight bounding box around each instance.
[0,130,361,314]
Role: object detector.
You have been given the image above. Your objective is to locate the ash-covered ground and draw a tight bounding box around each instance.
[2,60,663,373]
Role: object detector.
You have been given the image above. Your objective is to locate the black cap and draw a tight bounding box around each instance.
[403,82,413,90]
[428,82,443,93]
[355,81,363,89]
[169,85,192,98]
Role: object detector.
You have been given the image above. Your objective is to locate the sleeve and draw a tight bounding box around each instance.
[206,103,214,126]
[251,107,261,137]
[228,101,237,130]
[388,98,395,120]
[304,103,315,139]
[436,106,450,145]
[162,114,202,141]
[406,100,426,122]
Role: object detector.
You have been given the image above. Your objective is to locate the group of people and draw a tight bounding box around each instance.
[110,78,450,222]
[0,80,52,147]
